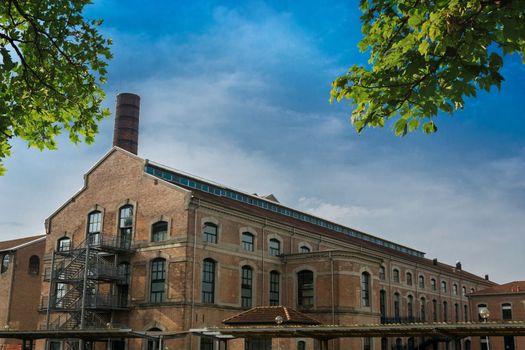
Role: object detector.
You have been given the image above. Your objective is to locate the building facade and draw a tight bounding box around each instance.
[468,281,525,350]
[37,145,495,350]
[0,235,46,350]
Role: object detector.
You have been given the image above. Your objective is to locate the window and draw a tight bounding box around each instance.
[299,245,311,253]
[394,293,400,319]
[269,238,281,256]
[297,341,306,350]
[380,290,386,319]
[502,303,512,320]
[363,338,371,350]
[462,286,467,296]
[361,272,370,307]
[393,269,400,283]
[443,301,448,322]
[431,278,436,290]
[118,262,131,284]
[453,284,458,295]
[432,299,438,321]
[441,281,447,293]
[379,266,386,280]
[480,337,488,350]
[117,262,130,307]
[395,338,402,350]
[151,221,168,242]
[55,282,67,308]
[200,338,214,350]
[297,270,314,307]
[150,258,166,303]
[245,338,271,350]
[408,338,415,350]
[455,303,460,322]
[407,295,414,319]
[57,237,71,252]
[1,254,9,273]
[87,210,102,245]
[464,304,469,321]
[420,297,426,321]
[28,255,40,275]
[202,259,215,303]
[381,338,388,350]
[406,272,413,286]
[241,232,254,251]
[147,328,162,350]
[470,287,475,294]
[241,266,253,308]
[203,222,218,244]
[118,205,133,248]
[419,275,425,288]
[269,271,280,305]
[504,336,515,350]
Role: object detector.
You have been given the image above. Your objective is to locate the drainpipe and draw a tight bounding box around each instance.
[190,198,199,350]
[330,251,335,324]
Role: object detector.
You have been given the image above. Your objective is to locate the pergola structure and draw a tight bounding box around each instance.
[191,321,525,350]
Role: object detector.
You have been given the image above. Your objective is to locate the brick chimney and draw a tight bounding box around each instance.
[113,93,140,154]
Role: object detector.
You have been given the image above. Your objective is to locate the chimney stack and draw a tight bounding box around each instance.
[432,258,438,265]
[455,261,462,270]
[113,93,140,154]
[485,274,489,281]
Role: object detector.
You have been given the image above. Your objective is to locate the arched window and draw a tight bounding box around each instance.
[299,245,311,253]
[380,290,386,320]
[431,278,437,290]
[202,259,216,303]
[57,237,71,252]
[241,232,254,251]
[269,271,280,306]
[203,222,218,243]
[87,210,102,245]
[406,272,413,286]
[462,286,467,296]
[28,255,40,275]
[379,266,386,280]
[443,301,448,322]
[241,266,253,308]
[150,258,166,303]
[432,299,438,321]
[151,221,168,242]
[361,272,371,307]
[394,293,400,319]
[441,281,447,293]
[419,275,425,288]
[470,287,475,294]
[118,205,133,248]
[453,283,458,295]
[297,340,306,350]
[420,297,426,321]
[393,269,400,283]
[1,254,9,273]
[407,295,414,319]
[269,238,281,256]
[147,327,162,350]
[297,270,314,307]
[395,338,402,350]
[502,303,512,320]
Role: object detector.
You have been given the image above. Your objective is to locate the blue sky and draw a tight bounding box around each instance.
[1,1,524,283]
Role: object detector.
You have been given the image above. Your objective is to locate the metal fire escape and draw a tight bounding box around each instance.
[42,235,134,334]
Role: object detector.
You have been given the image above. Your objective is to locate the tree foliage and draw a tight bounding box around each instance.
[331,0,525,136]
[0,0,111,174]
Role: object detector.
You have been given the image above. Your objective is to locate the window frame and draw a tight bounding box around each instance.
[1,254,9,273]
[241,265,253,308]
[502,303,512,320]
[118,205,134,248]
[202,258,216,304]
[406,272,413,286]
[151,221,168,243]
[203,222,218,244]
[418,275,425,289]
[28,255,40,275]
[361,272,371,307]
[57,237,71,252]
[269,270,280,306]
[87,210,102,246]
[241,232,255,251]
[297,270,314,307]
[269,238,281,256]
[393,269,400,283]
[150,258,166,303]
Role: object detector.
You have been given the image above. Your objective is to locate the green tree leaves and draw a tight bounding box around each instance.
[331,0,525,136]
[0,0,112,174]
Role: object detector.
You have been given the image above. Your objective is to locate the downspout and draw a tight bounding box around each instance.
[45,250,56,329]
[330,251,335,324]
[190,198,199,350]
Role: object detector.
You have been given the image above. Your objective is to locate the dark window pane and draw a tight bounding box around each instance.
[269,239,280,256]
[150,259,165,303]
[297,270,314,307]
[202,259,215,303]
[270,271,280,305]
[204,223,218,244]
[242,232,254,251]
[152,221,168,242]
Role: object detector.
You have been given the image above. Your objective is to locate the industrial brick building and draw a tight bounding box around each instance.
[33,93,499,350]
[0,235,46,350]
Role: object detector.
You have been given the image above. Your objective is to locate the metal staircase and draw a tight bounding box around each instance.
[43,235,134,332]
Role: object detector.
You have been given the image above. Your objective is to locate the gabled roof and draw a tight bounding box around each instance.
[223,306,321,326]
[470,281,525,296]
[0,235,45,253]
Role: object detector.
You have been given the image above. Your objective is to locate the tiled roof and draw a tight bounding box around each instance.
[0,235,45,252]
[223,306,321,326]
[470,281,525,296]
